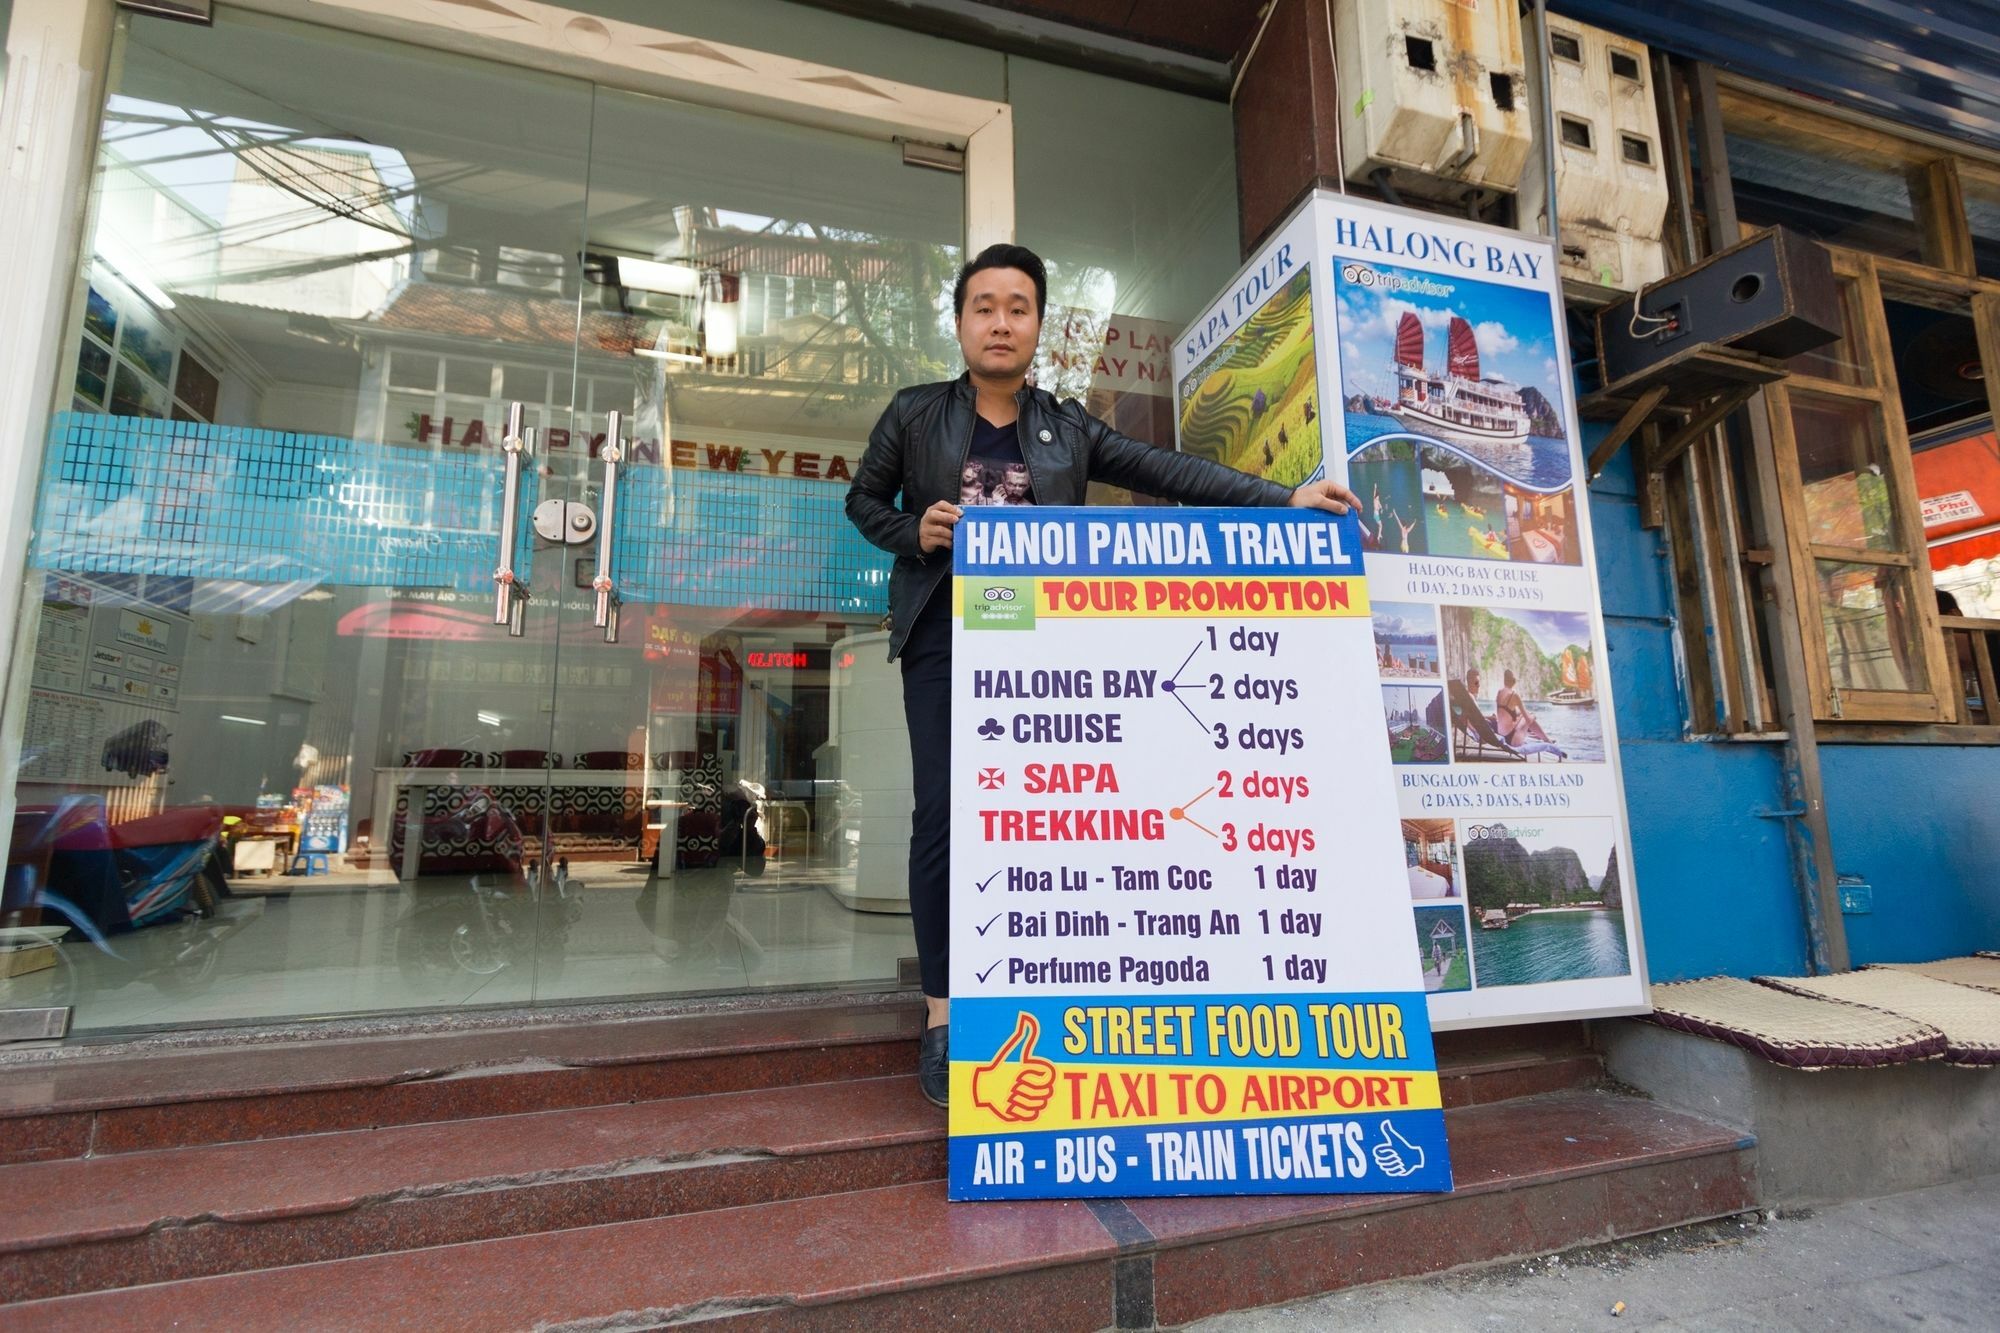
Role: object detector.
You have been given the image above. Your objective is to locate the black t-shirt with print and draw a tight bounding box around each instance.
[959,415,1036,507]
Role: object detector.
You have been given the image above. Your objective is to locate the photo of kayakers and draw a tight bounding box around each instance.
[1439,605,1604,763]
[1417,443,1508,560]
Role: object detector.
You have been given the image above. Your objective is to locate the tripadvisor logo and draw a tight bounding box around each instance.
[963,579,1035,630]
[1466,823,1542,841]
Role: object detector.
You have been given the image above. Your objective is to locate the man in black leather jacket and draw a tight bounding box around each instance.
[845,243,1358,1108]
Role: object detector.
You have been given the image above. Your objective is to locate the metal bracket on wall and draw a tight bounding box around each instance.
[1753,806,1809,820]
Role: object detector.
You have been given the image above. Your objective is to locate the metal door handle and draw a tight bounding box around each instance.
[494,401,533,636]
[593,410,624,642]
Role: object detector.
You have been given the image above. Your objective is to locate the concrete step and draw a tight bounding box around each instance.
[1,1089,1755,1331]
[0,1010,1601,1165]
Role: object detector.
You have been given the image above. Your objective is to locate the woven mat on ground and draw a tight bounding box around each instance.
[1760,970,2000,1066]
[1646,976,1945,1070]
[1871,956,2000,995]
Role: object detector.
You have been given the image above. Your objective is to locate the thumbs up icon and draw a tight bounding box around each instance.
[970,1012,1058,1124]
[1371,1119,1425,1178]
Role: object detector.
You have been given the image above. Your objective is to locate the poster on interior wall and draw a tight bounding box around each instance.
[1171,191,1649,1030]
[21,587,189,787]
[946,506,1450,1200]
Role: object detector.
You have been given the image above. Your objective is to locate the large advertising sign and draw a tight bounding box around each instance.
[1174,192,1650,1030]
[947,507,1451,1200]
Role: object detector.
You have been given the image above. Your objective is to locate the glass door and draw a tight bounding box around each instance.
[532,86,965,1002]
[1,8,594,1031]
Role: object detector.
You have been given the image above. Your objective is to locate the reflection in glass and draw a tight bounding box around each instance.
[1783,277,1870,388]
[1791,393,1900,551]
[1815,560,1928,694]
[1726,128,1923,262]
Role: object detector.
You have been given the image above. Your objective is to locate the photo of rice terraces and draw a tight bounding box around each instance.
[1176,268,1323,488]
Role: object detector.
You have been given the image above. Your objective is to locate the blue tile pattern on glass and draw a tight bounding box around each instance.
[610,465,889,615]
[33,414,890,616]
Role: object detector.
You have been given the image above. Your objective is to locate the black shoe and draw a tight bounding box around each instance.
[918,1023,949,1108]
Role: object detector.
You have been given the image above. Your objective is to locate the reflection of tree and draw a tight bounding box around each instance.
[1034,261,1120,401]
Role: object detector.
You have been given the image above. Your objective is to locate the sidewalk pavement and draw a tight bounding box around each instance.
[1192,1172,2000,1331]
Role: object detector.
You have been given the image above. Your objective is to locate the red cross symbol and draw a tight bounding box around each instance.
[977,768,1005,789]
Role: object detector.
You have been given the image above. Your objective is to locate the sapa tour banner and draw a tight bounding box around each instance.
[947,507,1450,1200]
[1173,190,1650,1030]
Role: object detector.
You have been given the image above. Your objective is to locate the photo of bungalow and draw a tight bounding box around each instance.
[1403,818,1459,899]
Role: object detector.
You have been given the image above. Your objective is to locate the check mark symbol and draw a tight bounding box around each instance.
[975,960,1002,983]
[974,869,1003,893]
[975,911,1004,936]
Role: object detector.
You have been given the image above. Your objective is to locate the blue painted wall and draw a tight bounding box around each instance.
[1586,433,1807,981]
[1585,423,2000,978]
[1820,747,2000,964]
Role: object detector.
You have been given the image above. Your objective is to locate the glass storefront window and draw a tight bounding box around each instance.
[0,7,970,1032]
[1011,57,1240,491]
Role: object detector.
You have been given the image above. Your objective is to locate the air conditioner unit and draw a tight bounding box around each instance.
[1333,1,1533,201]
[1519,18,1669,292]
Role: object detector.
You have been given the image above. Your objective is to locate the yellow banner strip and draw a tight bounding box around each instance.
[947,1062,1440,1136]
[956,576,1371,619]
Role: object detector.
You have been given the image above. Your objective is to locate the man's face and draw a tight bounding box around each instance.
[957,267,1040,380]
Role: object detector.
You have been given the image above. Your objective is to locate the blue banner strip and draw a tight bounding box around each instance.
[951,992,1436,1070]
[953,505,1365,578]
[948,1109,1453,1199]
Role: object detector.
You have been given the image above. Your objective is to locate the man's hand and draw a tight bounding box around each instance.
[1289,479,1361,514]
[919,500,964,553]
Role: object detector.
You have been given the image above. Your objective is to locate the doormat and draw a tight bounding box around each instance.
[1760,970,2000,1067]
[1871,956,2000,996]
[1645,976,1946,1071]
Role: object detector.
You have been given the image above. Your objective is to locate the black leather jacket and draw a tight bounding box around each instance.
[845,374,1295,659]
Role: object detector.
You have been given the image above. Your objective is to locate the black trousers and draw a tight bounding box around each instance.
[899,592,952,998]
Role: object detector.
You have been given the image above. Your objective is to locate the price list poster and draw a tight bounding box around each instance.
[1173,191,1651,1034]
[948,507,1451,1200]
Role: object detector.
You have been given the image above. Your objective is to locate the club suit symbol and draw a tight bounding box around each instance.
[970,1012,1058,1124]
[977,718,1004,739]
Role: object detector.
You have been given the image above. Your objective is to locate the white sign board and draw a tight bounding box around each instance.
[1172,191,1650,1029]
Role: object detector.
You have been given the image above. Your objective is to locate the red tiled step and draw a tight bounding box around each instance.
[3,1090,1755,1331]
[0,1075,945,1303]
[0,1003,921,1163]
[1434,1021,1601,1107]
[0,1008,1597,1165]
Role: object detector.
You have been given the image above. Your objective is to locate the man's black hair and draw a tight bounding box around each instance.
[953,243,1047,319]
